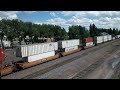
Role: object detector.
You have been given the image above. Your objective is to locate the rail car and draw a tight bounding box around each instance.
[1,35,120,77]
[0,42,15,76]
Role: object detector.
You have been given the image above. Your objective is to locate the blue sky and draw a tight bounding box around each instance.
[17,11,72,23]
[0,11,120,32]
[18,11,55,22]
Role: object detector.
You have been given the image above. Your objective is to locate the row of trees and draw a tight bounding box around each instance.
[89,24,120,37]
[68,24,120,40]
[0,19,67,42]
[68,25,90,40]
[0,19,120,43]
[68,24,120,44]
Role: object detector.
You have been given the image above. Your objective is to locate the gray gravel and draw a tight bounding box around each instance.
[33,42,114,79]
[2,39,120,79]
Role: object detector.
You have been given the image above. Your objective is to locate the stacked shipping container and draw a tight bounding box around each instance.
[58,39,80,53]
[58,39,80,49]
[94,35,112,45]
[16,42,58,62]
[15,35,114,63]
[94,36,103,45]
[16,42,58,57]
[107,35,112,41]
[103,36,108,42]
[65,46,78,52]
[28,51,55,62]
[84,37,94,47]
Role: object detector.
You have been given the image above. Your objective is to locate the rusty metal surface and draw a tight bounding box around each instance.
[18,54,60,69]
[1,66,15,76]
[62,48,81,56]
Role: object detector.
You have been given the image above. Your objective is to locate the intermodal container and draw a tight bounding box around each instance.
[103,36,108,42]
[65,45,78,52]
[16,42,58,57]
[58,39,80,49]
[27,51,55,62]
[94,36,103,44]
[107,35,112,41]
[86,42,94,47]
[84,37,93,43]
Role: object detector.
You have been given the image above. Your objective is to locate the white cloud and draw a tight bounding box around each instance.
[61,11,98,17]
[1,11,119,32]
[61,11,120,17]
[34,22,43,25]
[65,17,92,29]
[44,11,120,31]
[50,12,56,17]
[60,11,120,30]
[34,17,70,31]
[61,11,81,16]
[0,11,37,20]
[0,11,18,20]
[47,17,66,25]
[46,17,69,31]
[91,17,120,29]
[23,11,36,14]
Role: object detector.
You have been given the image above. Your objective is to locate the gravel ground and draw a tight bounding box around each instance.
[110,58,120,79]
[2,39,120,79]
[33,41,118,79]
[112,64,120,79]
[80,49,120,79]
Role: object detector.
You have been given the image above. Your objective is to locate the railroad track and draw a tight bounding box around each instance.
[22,40,119,79]
[72,44,119,79]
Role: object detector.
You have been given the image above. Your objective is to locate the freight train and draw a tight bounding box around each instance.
[1,35,120,77]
